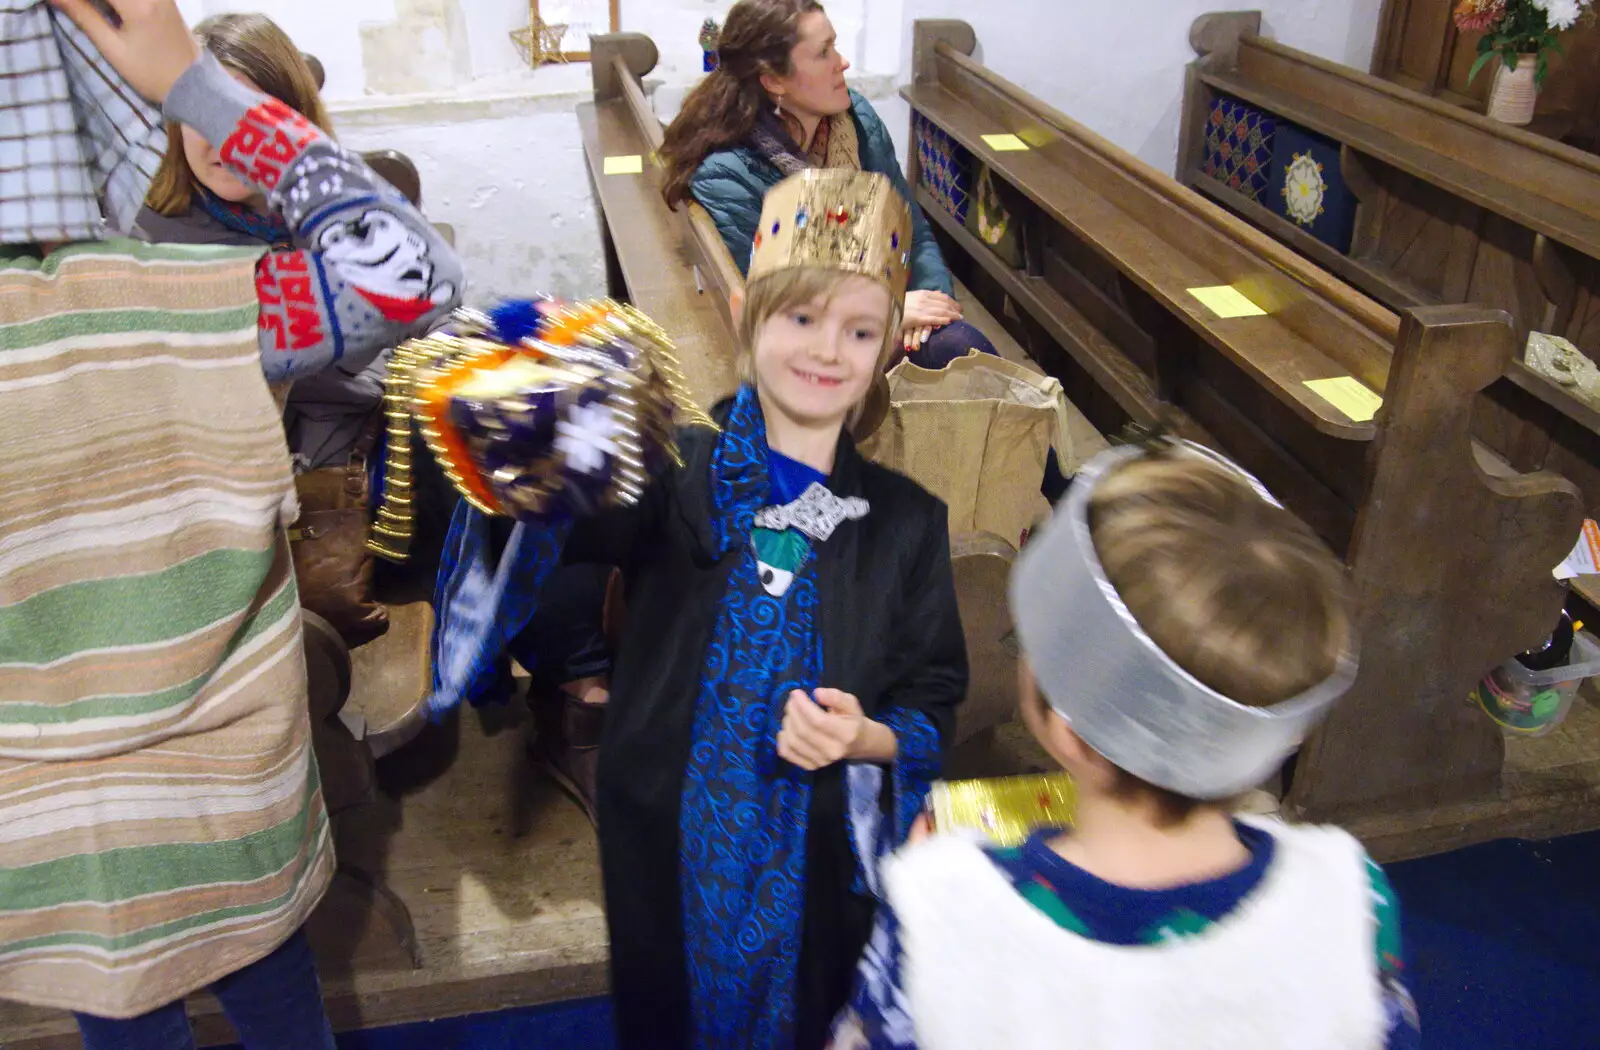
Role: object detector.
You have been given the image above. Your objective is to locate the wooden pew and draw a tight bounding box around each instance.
[1179,12,1600,536]
[579,33,1080,747]
[906,18,1587,859]
[579,34,741,409]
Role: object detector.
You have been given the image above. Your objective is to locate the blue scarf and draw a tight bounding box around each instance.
[428,504,569,718]
[196,185,292,245]
[680,385,823,1049]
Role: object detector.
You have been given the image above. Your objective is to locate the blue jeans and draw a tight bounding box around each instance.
[905,318,998,370]
[74,928,336,1050]
[512,562,612,688]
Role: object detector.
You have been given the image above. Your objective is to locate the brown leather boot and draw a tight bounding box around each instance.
[532,689,605,828]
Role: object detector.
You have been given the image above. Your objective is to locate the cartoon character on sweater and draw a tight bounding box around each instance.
[317,208,456,324]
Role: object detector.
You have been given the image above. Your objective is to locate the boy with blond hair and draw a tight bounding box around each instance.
[430,169,966,1049]
[831,442,1420,1049]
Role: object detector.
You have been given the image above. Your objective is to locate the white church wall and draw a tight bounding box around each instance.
[166,0,1381,300]
[901,0,1384,173]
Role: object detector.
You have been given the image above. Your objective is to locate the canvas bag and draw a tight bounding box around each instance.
[859,353,1072,551]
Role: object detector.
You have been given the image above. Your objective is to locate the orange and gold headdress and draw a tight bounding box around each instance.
[367,299,711,561]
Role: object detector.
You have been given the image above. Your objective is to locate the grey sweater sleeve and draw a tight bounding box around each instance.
[164,53,464,383]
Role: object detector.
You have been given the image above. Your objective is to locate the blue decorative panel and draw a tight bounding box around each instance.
[1202,95,1275,203]
[914,112,972,225]
[1266,121,1357,254]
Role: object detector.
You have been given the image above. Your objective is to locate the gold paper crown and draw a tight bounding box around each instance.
[746,170,912,301]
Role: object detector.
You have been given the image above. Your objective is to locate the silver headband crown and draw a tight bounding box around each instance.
[1011,441,1357,799]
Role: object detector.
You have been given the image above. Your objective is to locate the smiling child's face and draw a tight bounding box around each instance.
[750,274,889,431]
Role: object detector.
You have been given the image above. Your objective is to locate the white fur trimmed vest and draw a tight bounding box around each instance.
[884,817,1385,1050]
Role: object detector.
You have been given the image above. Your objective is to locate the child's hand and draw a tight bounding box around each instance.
[778,690,856,770]
[777,689,897,769]
[51,0,200,104]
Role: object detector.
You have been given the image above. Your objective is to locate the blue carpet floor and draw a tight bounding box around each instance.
[258,828,1600,1049]
[1385,830,1600,1048]
[328,996,615,1050]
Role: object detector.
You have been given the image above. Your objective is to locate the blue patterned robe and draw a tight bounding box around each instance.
[429,386,956,1050]
[680,443,825,1047]
[680,388,940,1050]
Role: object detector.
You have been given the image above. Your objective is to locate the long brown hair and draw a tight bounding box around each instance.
[659,0,823,209]
[146,13,333,217]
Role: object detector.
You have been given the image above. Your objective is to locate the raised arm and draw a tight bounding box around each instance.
[52,0,464,382]
[165,55,463,381]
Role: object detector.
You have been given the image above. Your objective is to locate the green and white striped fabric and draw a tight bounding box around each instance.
[0,240,332,1019]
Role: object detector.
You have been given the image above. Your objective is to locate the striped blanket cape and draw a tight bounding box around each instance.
[0,240,332,1018]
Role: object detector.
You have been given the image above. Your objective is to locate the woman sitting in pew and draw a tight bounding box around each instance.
[660,0,995,369]
[135,12,384,473]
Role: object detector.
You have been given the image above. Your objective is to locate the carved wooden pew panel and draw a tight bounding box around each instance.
[908,19,1586,853]
[1292,308,1582,822]
[1181,11,1600,537]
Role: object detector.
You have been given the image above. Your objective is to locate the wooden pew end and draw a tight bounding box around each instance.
[589,32,661,102]
[950,530,1021,747]
[1188,10,1262,66]
[1289,306,1584,820]
[346,600,436,760]
[912,19,976,82]
[362,149,423,209]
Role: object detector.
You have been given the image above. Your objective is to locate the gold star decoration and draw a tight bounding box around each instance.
[510,2,569,68]
[538,19,569,62]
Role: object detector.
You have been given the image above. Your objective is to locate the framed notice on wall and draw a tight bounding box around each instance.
[514,0,621,64]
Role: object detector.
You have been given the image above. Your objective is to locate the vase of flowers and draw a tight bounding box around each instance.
[1454,0,1594,125]
[1487,52,1541,122]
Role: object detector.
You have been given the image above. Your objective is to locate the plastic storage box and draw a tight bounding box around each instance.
[1473,631,1600,736]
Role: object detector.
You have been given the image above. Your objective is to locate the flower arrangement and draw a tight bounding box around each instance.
[1455,0,1594,85]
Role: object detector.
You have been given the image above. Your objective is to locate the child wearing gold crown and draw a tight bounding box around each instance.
[829,444,1421,1049]
[425,169,966,1050]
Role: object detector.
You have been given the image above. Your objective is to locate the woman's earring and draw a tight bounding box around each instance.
[773,95,783,117]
